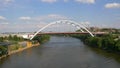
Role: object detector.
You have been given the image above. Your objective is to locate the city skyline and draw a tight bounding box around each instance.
[0,0,120,32]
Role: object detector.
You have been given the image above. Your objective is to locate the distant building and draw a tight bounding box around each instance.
[22,34,34,39]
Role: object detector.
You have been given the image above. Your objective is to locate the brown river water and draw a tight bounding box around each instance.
[0,36,120,68]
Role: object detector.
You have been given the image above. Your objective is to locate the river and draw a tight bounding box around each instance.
[0,36,120,68]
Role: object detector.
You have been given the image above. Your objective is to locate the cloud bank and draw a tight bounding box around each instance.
[75,0,95,4]
[105,3,120,8]
[41,0,57,3]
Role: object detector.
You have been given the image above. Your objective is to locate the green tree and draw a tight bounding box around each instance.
[13,35,18,41]
[85,37,101,47]
[101,36,115,51]
[0,46,8,56]
[33,35,50,43]
[8,35,12,41]
[115,40,120,51]
[0,37,4,42]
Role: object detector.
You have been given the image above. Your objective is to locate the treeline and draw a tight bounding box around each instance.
[100,28,120,34]
[71,34,120,53]
[0,35,24,42]
[32,35,50,44]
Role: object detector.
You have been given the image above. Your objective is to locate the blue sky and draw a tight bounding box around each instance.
[0,0,120,32]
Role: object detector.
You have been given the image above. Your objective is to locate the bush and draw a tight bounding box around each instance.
[0,46,8,56]
[115,40,120,51]
[33,35,50,44]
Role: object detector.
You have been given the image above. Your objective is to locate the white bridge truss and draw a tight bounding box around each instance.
[30,20,94,40]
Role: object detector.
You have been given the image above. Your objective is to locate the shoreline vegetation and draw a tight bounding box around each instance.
[70,28,120,54]
[0,35,50,60]
[0,43,39,60]
[71,34,120,54]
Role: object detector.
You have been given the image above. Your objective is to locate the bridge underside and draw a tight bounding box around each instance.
[22,32,108,39]
[36,32,108,35]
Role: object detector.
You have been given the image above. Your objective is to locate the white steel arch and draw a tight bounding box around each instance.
[30,20,94,40]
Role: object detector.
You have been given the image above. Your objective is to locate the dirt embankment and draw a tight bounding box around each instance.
[0,43,40,60]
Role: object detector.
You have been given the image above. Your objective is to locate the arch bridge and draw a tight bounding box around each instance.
[22,20,107,40]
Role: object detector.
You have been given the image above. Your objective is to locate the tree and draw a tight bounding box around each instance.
[101,36,115,51]
[0,46,8,56]
[8,35,12,41]
[0,37,4,42]
[115,40,120,51]
[33,35,50,43]
[13,35,18,41]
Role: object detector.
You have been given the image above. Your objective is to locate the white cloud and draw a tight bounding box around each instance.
[75,0,95,4]
[4,0,14,4]
[81,21,90,25]
[47,14,68,19]
[0,16,9,25]
[0,0,14,9]
[105,3,120,8]
[0,14,69,32]
[0,16,6,20]
[19,16,31,20]
[64,0,69,2]
[34,14,68,22]
[81,21,91,27]
[41,0,57,3]
[18,14,68,24]
[0,0,14,5]
[0,22,9,25]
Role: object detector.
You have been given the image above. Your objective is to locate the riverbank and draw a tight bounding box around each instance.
[71,34,120,53]
[0,43,40,60]
[0,35,50,60]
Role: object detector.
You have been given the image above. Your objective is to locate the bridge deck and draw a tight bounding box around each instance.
[22,32,108,39]
[36,32,108,35]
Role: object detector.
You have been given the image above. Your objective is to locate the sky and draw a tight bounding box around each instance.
[0,0,120,32]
